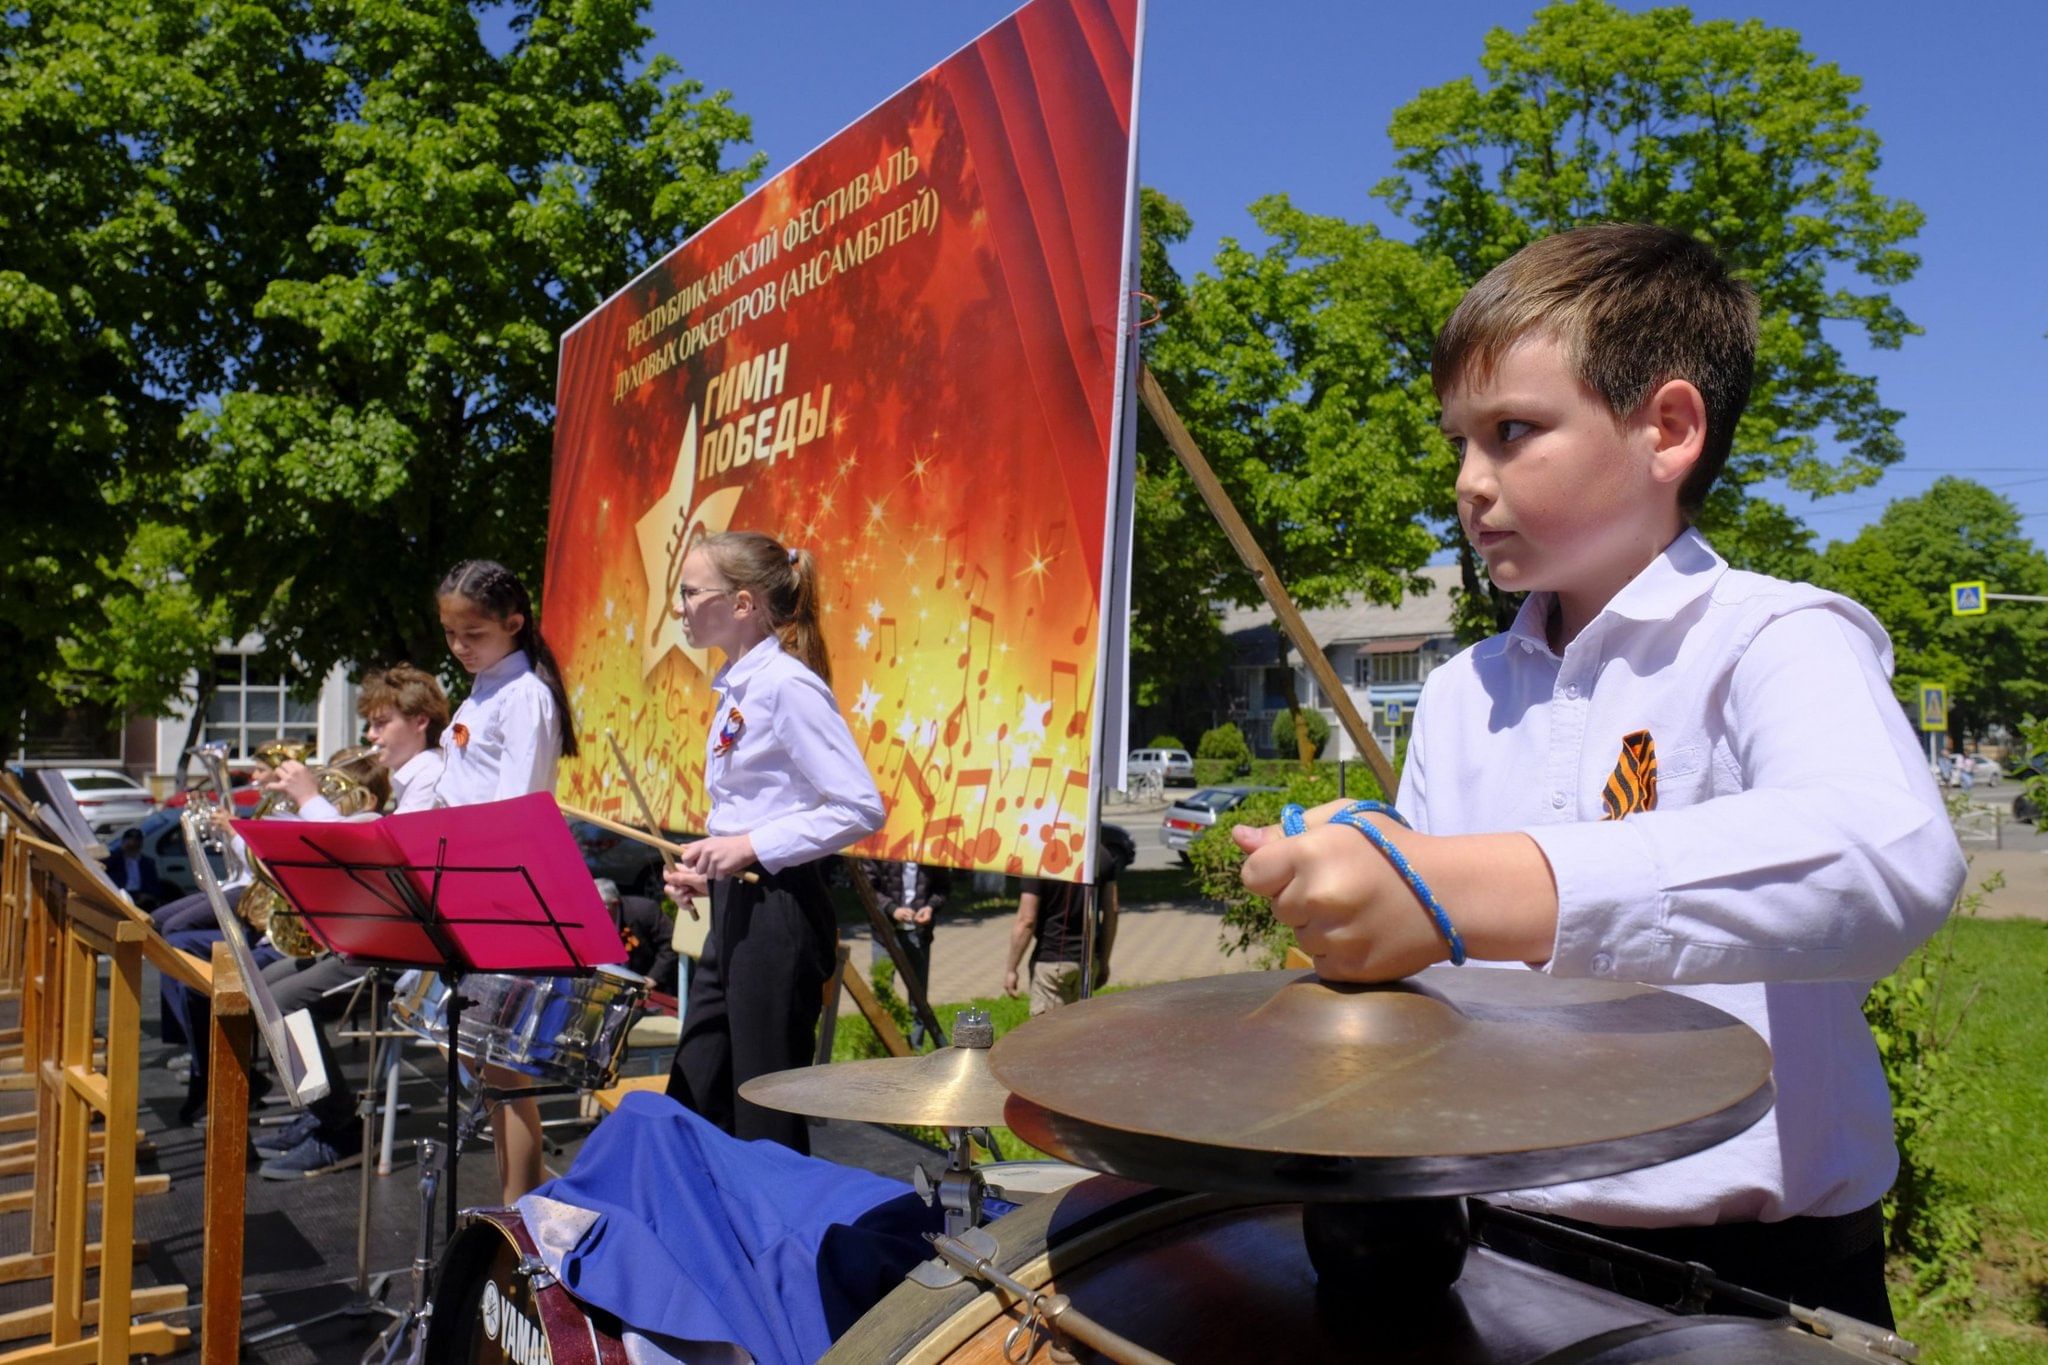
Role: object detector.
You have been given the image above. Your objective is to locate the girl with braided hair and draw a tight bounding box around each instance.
[435,558,579,1201]
[663,530,884,1153]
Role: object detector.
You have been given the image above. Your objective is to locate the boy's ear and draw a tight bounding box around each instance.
[1643,379,1708,489]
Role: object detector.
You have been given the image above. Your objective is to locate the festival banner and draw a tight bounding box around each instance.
[543,0,1144,881]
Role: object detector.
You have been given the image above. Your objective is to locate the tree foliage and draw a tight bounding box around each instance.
[1374,0,1923,628]
[1130,0,1925,721]
[1815,479,2048,739]
[11,0,761,736]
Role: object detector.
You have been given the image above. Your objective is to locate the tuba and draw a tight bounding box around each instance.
[240,743,387,957]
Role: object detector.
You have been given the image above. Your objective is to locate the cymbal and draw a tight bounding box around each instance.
[993,968,1775,1200]
[739,1043,1011,1129]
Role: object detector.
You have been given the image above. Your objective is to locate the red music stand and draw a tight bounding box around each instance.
[236,792,624,1245]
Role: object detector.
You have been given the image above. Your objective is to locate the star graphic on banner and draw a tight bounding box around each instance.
[868,599,884,621]
[635,406,742,680]
[917,718,937,749]
[1010,742,1036,771]
[897,713,919,743]
[1019,693,1051,742]
[853,680,881,724]
[854,623,873,651]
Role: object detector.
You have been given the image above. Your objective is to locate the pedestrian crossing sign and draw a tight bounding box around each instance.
[1950,582,1987,616]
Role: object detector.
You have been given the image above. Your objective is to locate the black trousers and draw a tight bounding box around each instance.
[1481,1201,1893,1329]
[666,862,836,1154]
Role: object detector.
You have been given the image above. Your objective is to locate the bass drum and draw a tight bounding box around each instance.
[425,1207,626,1365]
[828,1177,1856,1364]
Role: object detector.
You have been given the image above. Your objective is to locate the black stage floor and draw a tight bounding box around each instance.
[0,961,940,1362]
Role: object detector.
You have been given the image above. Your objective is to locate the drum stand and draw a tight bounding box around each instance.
[913,1127,1001,1238]
[243,970,408,1350]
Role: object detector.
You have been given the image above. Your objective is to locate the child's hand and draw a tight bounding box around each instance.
[661,863,710,901]
[678,833,756,881]
[1232,807,1452,982]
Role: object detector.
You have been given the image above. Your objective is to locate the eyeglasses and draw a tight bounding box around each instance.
[677,585,729,605]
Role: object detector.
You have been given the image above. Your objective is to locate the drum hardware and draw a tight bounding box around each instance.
[1469,1203,1921,1361]
[916,1227,1170,1365]
[241,968,411,1350]
[364,1135,444,1365]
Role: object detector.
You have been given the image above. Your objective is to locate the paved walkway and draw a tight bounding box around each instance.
[840,895,1261,1014]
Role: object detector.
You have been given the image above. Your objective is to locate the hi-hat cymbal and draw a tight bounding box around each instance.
[739,1043,1011,1129]
[992,968,1775,1200]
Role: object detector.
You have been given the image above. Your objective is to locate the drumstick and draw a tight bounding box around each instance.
[559,802,757,892]
[606,730,676,872]
[604,731,708,922]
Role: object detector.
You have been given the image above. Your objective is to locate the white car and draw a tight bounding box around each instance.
[1128,748,1196,788]
[44,767,157,837]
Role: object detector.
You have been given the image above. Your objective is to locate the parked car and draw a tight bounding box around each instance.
[2012,753,2046,827]
[1128,747,1196,789]
[43,767,157,837]
[1159,785,1282,861]
[570,819,669,896]
[163,767,265,817]
[139,807,235,900]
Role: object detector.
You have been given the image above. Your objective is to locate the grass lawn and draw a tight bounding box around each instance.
[1899,916,2048,1361]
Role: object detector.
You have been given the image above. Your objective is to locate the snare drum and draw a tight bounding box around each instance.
[828,1177,1853,1364]
[388,966,650,1092]
[424,1207,626,1365]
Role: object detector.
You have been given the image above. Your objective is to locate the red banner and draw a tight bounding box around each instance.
[543,0,1142,880]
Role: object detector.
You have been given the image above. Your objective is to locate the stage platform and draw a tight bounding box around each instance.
[0,959,940,1363]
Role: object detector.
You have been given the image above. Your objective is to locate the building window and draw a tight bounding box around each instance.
[202,653,319,759]
[1363,650,1423,686]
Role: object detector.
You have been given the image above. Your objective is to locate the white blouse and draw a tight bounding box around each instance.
[703,635,885,872]
[436,651,562,807]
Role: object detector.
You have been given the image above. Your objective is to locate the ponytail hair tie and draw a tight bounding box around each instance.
[787,547,800,564]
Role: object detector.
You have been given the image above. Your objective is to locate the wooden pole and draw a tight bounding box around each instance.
[1138,365,1399,798]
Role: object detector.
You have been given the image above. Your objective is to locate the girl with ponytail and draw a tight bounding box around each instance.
[433,558,577,1201]
[664,530,884,1153]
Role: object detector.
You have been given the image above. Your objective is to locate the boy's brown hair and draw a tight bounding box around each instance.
[356,664,451,747]
[1431,223,1759,519]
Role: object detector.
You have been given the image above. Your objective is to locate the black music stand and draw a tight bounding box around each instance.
[236,793,621,1239]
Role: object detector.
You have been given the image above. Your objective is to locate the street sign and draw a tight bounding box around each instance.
[1950,581,1988,616]
[1384,700,1405,727]
[1918,685,1948,733]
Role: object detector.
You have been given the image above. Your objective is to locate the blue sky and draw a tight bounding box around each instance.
[641,0,2048,550]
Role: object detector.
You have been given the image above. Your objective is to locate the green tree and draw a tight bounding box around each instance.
[1377,0,1923,630]
[26,0,761,730]
[1270,705,1330,760]
[1135,193,1463,732]
[1815,479,2048,739]
[0,0,251,747]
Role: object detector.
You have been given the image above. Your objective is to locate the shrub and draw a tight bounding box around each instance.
[1269,707,1330,759]
[1196,723,1252,768]
[1865,867,1994,1316]
[1187,773,1363,966]
[1147,733,1187,751]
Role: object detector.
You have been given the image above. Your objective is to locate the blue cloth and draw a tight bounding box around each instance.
[530,1091,941,1364]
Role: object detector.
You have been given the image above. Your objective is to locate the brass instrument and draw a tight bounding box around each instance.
[240,743,386,957]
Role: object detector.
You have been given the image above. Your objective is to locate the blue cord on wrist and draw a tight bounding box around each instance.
[1277,801,1467,965]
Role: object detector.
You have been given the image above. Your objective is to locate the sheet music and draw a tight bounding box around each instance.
[30,770,112,863]
[183,819,329,1107]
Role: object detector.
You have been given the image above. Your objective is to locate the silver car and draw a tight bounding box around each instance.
[45,766,158,837]
[1128,747,1196,788]
[1159,785,1281,861]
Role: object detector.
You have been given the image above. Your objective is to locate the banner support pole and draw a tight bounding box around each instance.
[1137,365,1400,799]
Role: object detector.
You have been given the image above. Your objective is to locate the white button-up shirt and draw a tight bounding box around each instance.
[704,635,884,873]
[301,748,445,821]
[437,651,562,808]
[1400,528,1963,1227]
